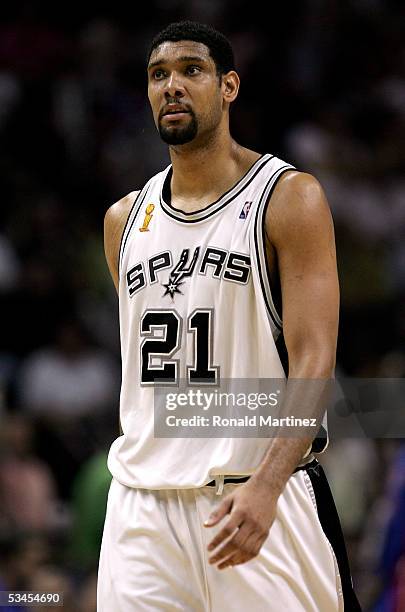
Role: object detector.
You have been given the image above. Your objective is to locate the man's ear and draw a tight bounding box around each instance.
[222,71,240,103]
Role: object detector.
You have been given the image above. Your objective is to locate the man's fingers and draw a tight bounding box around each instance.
[214,533,265,569]
[207,524,240,555]
[208,524,249,564]
[217,551,247,569]
[216,550,240,569]
[204,495,233,527]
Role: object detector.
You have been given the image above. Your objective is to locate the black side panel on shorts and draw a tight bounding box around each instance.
[306,462,362,611]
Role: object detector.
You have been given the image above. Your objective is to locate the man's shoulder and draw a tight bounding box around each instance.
[270,171,327,215]
[275,170,323,195]
[104,190,140,237]
[266,171,332,244]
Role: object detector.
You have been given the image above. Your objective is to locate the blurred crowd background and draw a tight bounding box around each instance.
[0,1,404,611]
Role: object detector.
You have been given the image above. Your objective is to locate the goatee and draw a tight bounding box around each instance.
[158,112,198,145]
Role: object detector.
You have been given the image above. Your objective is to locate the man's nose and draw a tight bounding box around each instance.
[164,72,185,99]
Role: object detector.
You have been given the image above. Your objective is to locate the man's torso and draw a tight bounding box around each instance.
[107,153,300,489]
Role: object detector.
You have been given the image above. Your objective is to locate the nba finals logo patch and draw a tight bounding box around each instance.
[239,201,252,219]
[139,203,155,232]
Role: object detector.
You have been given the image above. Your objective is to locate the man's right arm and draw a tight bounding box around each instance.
[104,191,140,293]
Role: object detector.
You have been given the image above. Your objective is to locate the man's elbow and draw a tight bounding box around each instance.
[287,346,336,378]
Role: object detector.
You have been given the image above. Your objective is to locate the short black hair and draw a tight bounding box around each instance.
[147,21,235,76]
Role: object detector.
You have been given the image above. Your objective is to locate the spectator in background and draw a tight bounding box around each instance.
[16,317,119,499]
[0,532,49,611]
[76,571,97,612]
[0,414,58,532]
[372,444,405,611]
[18,317,118,421]
[69,451,111,571]
[26,566,75,612]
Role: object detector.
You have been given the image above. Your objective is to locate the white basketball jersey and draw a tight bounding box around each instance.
[107,153,322,489]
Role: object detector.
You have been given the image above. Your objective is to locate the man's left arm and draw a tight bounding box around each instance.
[204,172,340,569]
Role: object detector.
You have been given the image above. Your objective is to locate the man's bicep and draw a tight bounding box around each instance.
[104,208,120,293]
[104,191,139,294]
[267,173,339,376]
[104,211,118,292]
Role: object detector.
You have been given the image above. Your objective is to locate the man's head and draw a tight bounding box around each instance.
[147,21,239,147]
[147,21,235,79]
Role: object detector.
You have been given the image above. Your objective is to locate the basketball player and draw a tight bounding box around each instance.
[97,21,361,611]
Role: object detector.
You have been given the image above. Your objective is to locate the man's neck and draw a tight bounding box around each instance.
[168,130,261,211]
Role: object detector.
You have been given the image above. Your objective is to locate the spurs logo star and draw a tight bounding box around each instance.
[162,247,200,300]
[163,279,184,298]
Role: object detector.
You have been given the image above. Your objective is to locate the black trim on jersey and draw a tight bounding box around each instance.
[253,166,293,331]
[307,462,362,611]
[262,218,283,326]
[261,167,296,326]
[162,153,267,216]
[160,154,274,223]
[119,185,150,271]
[275,332,289,376]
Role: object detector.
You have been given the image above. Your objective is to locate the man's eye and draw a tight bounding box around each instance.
[186,65,201,75]
[154,69,165,80]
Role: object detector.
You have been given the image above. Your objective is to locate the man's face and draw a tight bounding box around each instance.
[147,40,224,146]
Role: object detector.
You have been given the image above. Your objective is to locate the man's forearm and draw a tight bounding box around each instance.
[252,372,333,495]
[252,436,314,495]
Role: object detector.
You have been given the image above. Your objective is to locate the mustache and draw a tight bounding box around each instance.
[159,100,193,120]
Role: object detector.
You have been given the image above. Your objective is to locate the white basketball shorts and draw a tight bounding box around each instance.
[97,461,360,611]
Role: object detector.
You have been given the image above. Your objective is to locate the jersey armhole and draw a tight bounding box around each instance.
[251,164,296,331]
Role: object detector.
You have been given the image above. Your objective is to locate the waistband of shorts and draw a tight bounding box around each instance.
[205,457,319,494]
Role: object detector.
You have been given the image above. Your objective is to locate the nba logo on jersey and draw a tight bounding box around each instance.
[239,201,252,219]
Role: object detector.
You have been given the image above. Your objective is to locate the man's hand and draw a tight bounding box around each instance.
[204,476,280,569]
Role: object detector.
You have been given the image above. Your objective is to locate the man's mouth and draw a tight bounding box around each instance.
[161,106,190,118]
